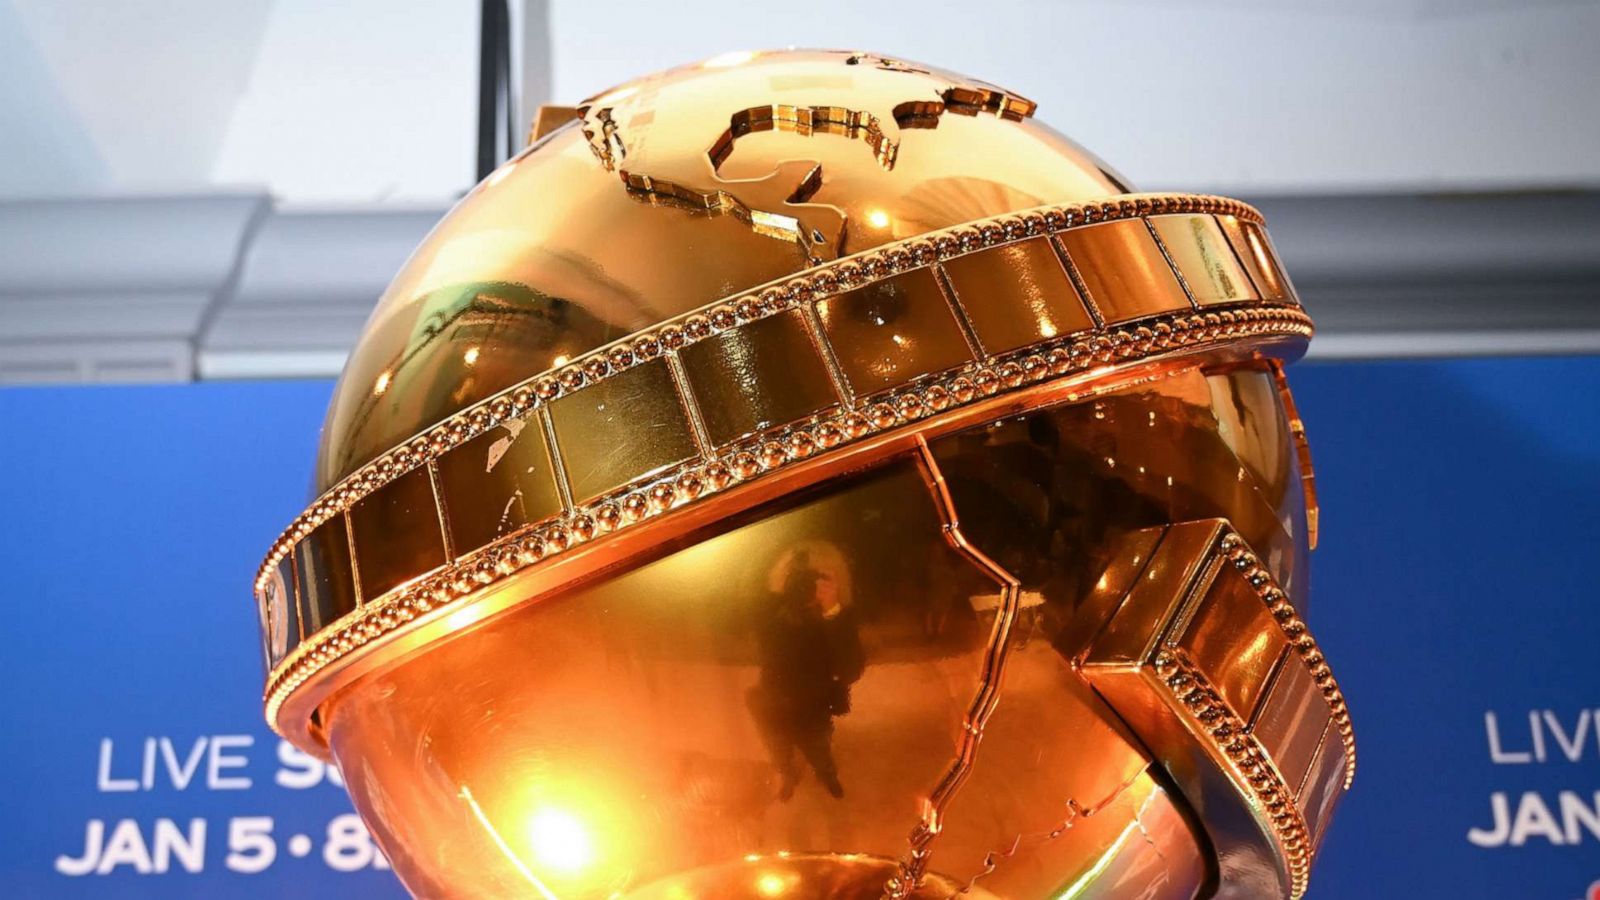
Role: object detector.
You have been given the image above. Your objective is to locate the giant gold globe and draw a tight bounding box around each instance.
[254,49,1352,899]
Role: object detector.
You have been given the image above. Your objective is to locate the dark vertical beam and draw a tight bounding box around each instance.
[476,0,515,181]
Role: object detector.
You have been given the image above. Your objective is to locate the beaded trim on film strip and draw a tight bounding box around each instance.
[258,193,1308,728]
[1153,650,1316,898]
[263,306,1310,729]
[1153,532,1356,899]
[1216,532,1356,792]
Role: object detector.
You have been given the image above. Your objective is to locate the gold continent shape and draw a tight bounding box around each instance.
[316,49,1131,492]
[584,52,1040,264]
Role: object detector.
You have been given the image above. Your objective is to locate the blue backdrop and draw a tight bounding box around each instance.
[1,357,1596,898]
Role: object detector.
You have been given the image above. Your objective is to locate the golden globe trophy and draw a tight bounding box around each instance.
[253,50,1353,898]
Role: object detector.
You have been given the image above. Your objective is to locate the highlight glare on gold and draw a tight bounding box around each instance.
[527,809,596,874]
[755,871,788,896]
[445,605,486,632]
[485,163,516,188]
[703,49,757,69]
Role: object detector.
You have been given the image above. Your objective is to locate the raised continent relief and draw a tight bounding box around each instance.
[579,54,1036,263]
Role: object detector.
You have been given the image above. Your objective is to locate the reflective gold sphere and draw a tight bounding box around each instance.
[315,49,1130,490]
[256,49,1351,899]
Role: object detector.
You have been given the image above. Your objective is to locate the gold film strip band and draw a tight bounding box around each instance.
[1080,520,1355,899]
[256,193,1308,733]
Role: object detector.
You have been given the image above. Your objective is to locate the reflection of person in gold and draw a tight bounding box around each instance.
[748,547,865,801]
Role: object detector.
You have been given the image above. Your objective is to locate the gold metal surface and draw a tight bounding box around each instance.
[1251,651,1331,794]
[1216,215,1291,302]
[1176,570,1289,718]
[1147,214,1259,306]
[293,515,355,636]
[257,202,1311,684]
[530,104,581,142]
[940,235,1093,354]
[814,268,975,396]
[1272,359,1321,550]
[1080,521,1354,899]
[1054,219,1192,323]
[320,366,1304,898]
[316,49,1135,489]
[251,49,1349,898]
[433,411,566,558]
[349,465,449,600]
[679,307,840,447]
[547,358,701,503]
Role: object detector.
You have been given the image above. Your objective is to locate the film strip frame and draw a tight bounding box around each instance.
[256,193,1310,728]
[1081,520,1355,898]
